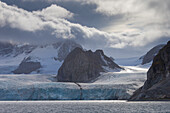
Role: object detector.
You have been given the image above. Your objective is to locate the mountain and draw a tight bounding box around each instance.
[13,57,41,74]
[0,40,82,74]
[130,41,170,100]
[0,45,147,100]
[57,47,122,83]
[0,42,38,74]
[0,41,148,100]
[140,44,165,65]
[115,44,165,67]
[0,41,37,57]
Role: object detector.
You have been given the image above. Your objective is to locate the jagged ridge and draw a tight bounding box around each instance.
[57,47,122,83]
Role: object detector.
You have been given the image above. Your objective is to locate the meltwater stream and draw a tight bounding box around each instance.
[0,101,170,113]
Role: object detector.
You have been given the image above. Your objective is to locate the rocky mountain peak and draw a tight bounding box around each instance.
[57,47,122,83]
[95,49,103,54]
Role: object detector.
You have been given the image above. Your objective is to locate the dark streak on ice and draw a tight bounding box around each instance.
[75,82,83,100]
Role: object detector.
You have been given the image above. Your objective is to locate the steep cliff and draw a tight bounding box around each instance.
[130,41,170,100]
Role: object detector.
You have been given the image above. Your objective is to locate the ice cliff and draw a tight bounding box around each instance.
[0,66,147,100]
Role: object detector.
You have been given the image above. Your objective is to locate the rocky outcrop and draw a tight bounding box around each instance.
[130,41,170,100]
[141,44,165,65]
[57,47,122,83]
[13,57,41,74]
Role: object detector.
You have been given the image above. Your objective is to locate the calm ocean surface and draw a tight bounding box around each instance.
[0,100,170,113]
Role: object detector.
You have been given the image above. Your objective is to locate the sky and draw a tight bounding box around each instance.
[0,0,170,58]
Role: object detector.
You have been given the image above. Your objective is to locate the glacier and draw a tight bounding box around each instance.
[0,81,130,100]
[0,66,148,100]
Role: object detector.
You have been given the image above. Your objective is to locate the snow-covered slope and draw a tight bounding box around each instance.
[140,44,165,65]
[0,41,37,57]
[0,40,82,74]
[0,42,37,74]
[115,44,165,67]
[94,66,148,96]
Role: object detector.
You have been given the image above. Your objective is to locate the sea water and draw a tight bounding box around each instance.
[0,100,169,113]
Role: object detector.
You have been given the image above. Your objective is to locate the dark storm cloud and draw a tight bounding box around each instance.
[0,26,58,45]
[55,1,124,29]
[0,0,51,11]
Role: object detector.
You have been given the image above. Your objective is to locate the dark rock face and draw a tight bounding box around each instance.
[130,41,170,100]
[141,44,165,65]
[57,47,121,83]
[13,57,41,74]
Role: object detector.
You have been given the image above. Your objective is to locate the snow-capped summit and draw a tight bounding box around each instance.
[0,40,82,74]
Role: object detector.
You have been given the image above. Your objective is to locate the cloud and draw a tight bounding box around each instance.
[86,0,139,16]
[0,2,73,32]
[33,4,73,20]
[0,2,44,31]
[83,0,170,46]
[0,1,169,58]
[0,1,124,49]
